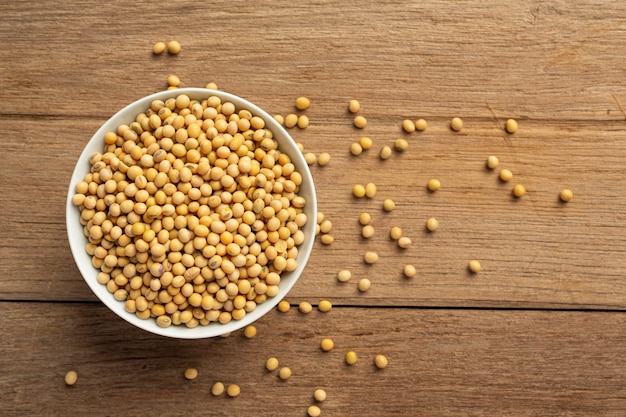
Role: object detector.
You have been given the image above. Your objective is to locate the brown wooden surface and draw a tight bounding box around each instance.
[1,0,626,415]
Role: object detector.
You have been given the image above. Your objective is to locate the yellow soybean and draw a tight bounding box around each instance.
[266,357,279,371]
[337,270,352,283]
[64,370,78,386]
[318,152,331,166]
[354,115,367,128]
[505,118,518,133]
[318,300,332,312]
[402,119,416,133]
[299,301,313,314]
[560,189,574,202]
[211,381,225,396]
[353,184,366,198]
[487,155,500,169]
[403,264,417,278]
[499,169,513,182]
[375,354,389,369]
[308,405,321,417]
[359,136,373,149]
[450,117,463,131]
[379,145,392,160]
[383,199,395,212]
[348,99,361,113]
[427,179,441,192]
[227,384,241,397]
[415,118,427,131]
[244,325,257,338]
[426,217,439,232]
[184,367,198,380]
[153,41,166,55]
[167,40,181,55]
[295,96,311,110]
[279,367,292,380]
[314,388,327,402]
[321,338,334,351]
[468,260,482,273]
[345,351,358,365]
[358,278,371,292]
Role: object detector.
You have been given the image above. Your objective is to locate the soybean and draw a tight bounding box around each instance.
[560,189,573,202]
[468,260,482,273]
[167,40,181,55]
[244,325,257,338]
[308,405,321,417]
[513,184,526,198]
[64,370,78,386]
[345,351,358,365]
[397,236,412,249]
[359,136,373,149]
[299,301,313,314]
[266,357,279,371]
[375,354,389,369]
[296,96,311,110]
[353,184,366,198]
[354,115,367,128]
[285,113,298,128]
[505,118,518,133]
[318,300,332,312]
[394,138,408,152]
[450,117,463,132]
[153,41,166,55]
[389,226,402,240]
[499,169,513,182]
[350,142,363,156]
[227,384,241,397]
[314,388,327,402]
[382,199,395,212]
[297,115,310,129]
[184,368,198,380]
[487,155,500,169]
[318,152,331,166]
[427,179,441,192]
[402,119,416,133]
[415,118,427,131]
[361,225,375,238]
[211,382,225,396]
[320,234,334,245]
[359,212,371,225]
[364,251,378,264]
[379,145,392,160]
[358,278,371,292]
[279,367,292,380]
[426,217,439,232]
[348,99,361,113]
[320,338,334,351]
[337,270,352,283]
[403,264,417,278]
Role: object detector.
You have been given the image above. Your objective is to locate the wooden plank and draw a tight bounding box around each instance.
[1,114,625,308]
[0,303,624,416]
[1,1,626,121]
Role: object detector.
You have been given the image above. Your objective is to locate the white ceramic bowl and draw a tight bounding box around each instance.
[66,88,317,338]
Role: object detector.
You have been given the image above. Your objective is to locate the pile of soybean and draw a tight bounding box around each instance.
[71,93,309,329]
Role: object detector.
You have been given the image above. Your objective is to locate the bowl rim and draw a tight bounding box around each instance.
[66,88,317,338]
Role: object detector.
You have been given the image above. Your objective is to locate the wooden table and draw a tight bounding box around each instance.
[2,1,626,415]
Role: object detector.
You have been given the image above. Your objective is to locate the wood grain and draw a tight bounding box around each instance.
[2,0,626,415]
[1,303,625,416]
